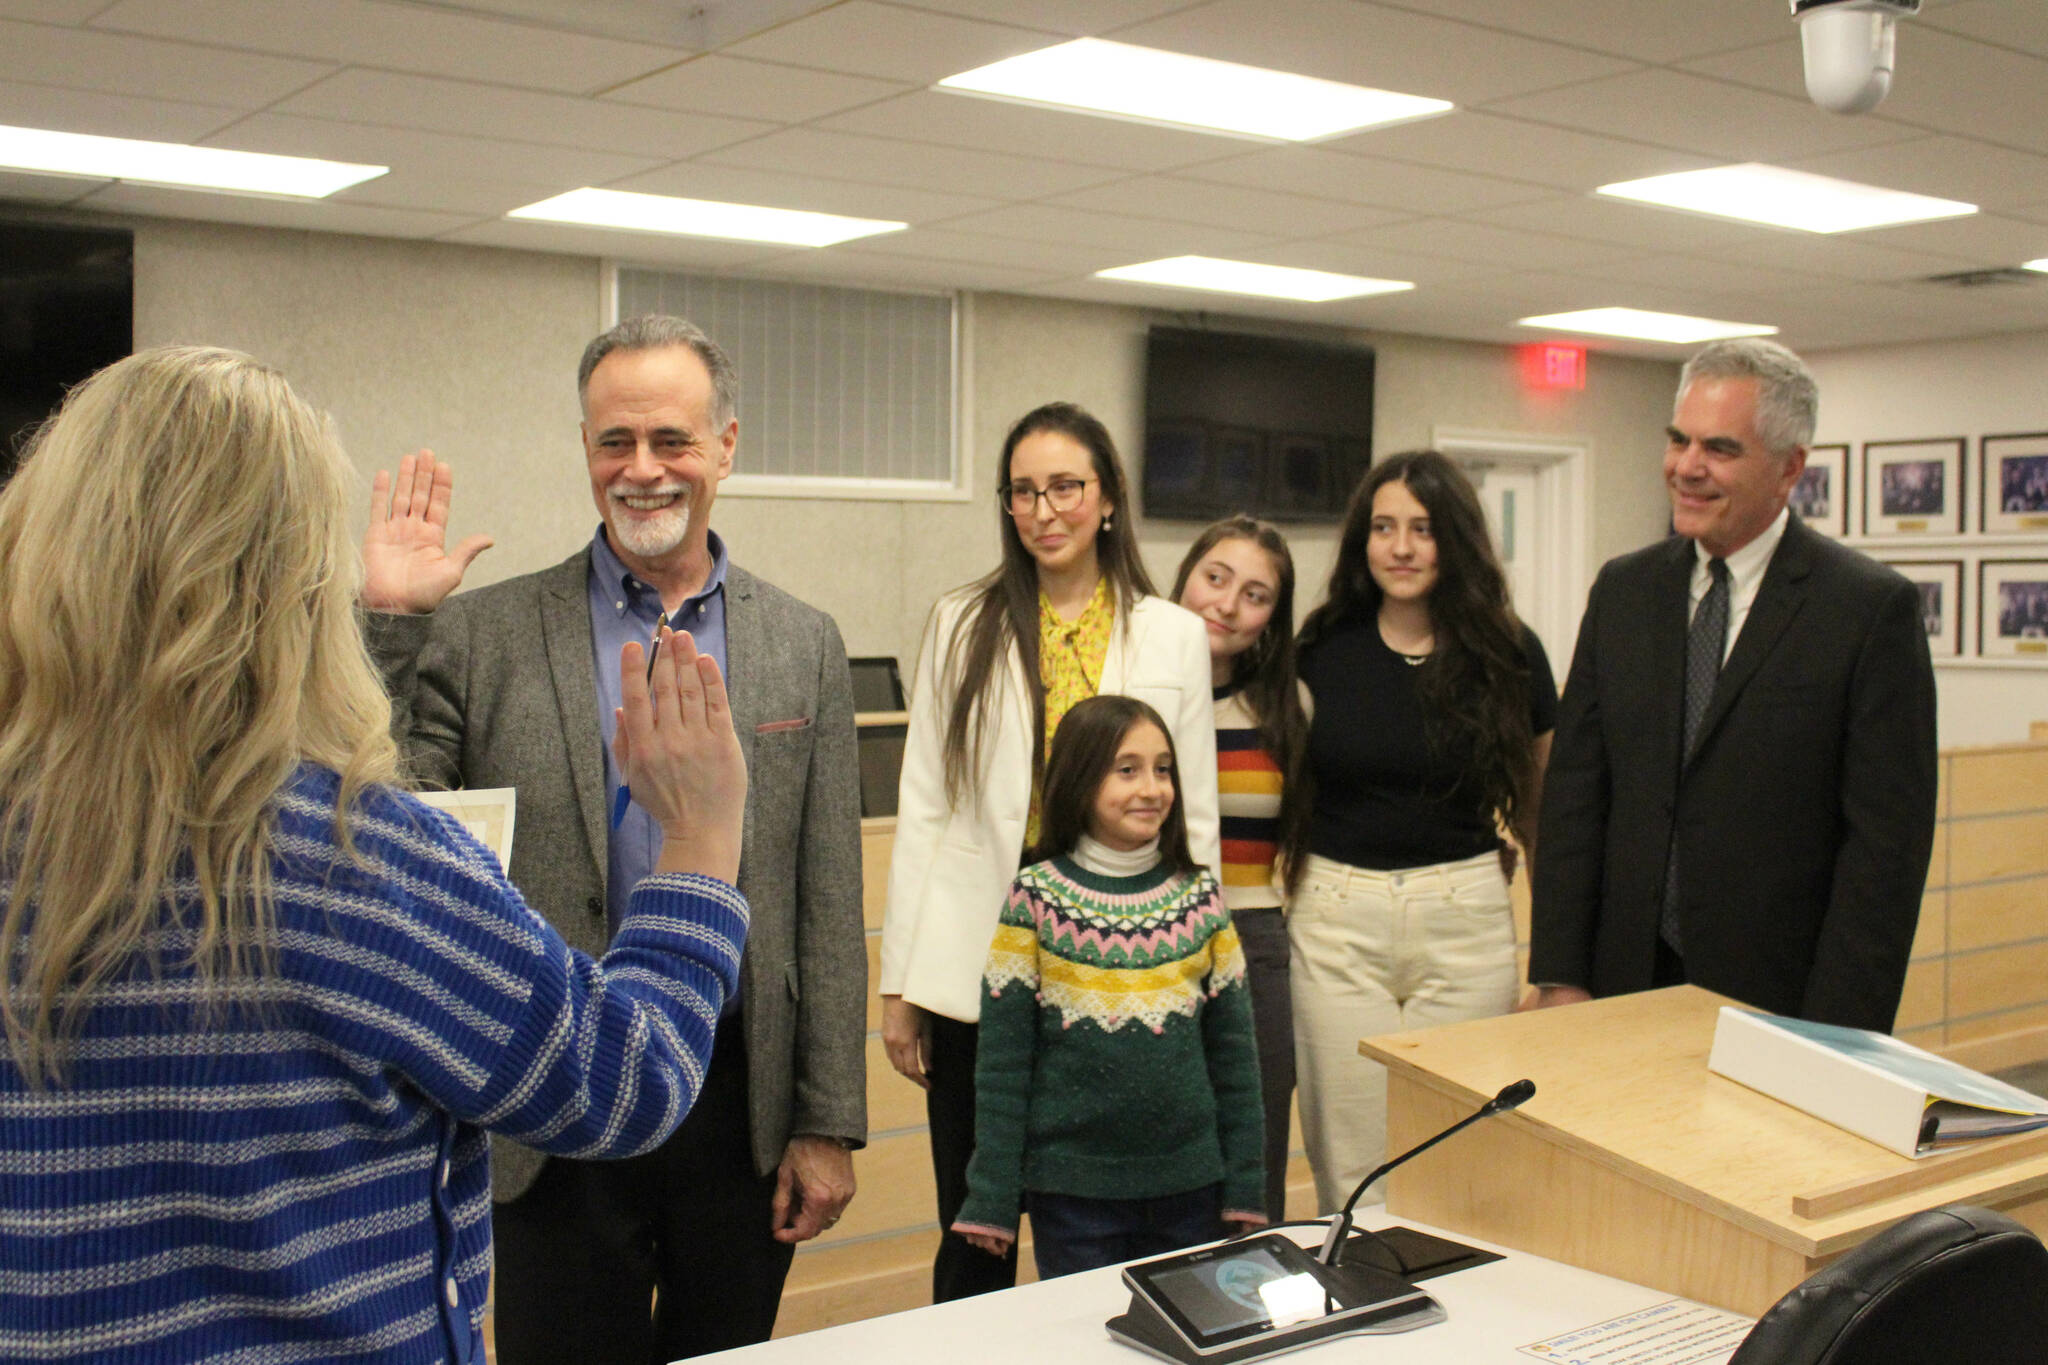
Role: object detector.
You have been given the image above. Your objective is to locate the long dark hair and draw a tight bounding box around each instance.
[1172,516,1312,895]
[1298,451,1536,831]
[940,402,1156,809]
[1026,694,1196,875]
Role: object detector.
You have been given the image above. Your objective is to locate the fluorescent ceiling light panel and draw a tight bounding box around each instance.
[2025,258,2048,273]
[0,124,383,197]
[1518,308,1776,345]
[506,188,904,247]
[1597,163,1975,234]
[1095,256,1412,303]
[937,38,1452,142]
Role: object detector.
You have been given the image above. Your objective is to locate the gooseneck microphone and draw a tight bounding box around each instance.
[1315,1079,1536,1270]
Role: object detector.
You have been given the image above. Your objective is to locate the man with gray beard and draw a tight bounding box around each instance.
[362,315,867,1363]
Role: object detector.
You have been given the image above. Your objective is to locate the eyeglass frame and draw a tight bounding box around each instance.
[999,476,1099,516]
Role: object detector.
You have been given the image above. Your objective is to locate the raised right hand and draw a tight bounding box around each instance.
[361,449,494,614]
[616,627,746,884]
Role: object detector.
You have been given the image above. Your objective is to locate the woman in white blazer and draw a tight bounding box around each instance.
[880,402,1219,1302]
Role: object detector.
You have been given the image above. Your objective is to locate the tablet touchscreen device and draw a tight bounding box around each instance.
[1119,1234,1433,1356]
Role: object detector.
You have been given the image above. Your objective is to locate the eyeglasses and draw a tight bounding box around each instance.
[1001,477,1097,516]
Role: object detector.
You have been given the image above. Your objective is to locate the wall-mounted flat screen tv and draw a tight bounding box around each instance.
[1141,326,1373,524]
[1,222,133,482]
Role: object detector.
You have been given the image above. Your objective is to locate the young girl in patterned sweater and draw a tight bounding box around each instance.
[952,694,1267,1279]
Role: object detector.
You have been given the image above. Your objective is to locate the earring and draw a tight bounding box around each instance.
[1103,514,1114,531]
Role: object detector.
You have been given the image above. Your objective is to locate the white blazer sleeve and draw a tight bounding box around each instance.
[877,598,954,997]
[1165,605,1223,886]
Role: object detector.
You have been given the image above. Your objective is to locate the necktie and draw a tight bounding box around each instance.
[1662,557,1730,953]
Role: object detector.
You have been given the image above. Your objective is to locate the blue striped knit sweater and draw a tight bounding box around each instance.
[0,766,748,1364]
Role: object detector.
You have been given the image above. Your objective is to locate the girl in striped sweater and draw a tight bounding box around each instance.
[951,695,1266,1279]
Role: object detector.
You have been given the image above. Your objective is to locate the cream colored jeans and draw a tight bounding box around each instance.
[1288,850,1519,1214]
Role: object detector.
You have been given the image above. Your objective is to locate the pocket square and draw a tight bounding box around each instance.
[755,716,812,734]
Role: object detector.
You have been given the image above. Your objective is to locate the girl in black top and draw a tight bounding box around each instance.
[1291,451,1556,1212]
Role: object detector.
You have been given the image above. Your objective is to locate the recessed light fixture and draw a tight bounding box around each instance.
[506,188,906,247]
[1517,308,1777,345]
[0,123,384,197]
[1597,164,1975,234]
[937,38,1452,142]
[1095,256,1413,303]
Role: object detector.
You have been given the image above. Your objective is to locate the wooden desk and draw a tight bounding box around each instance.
[1361,985,2048,1315]
[694,1223,1745,1365]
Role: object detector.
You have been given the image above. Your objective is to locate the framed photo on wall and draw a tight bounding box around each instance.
[1979,559,2048,660]
[1791,443,1850,538]
[1881,560,1964,659]
[1863,438,1964,536]
[1981,432,2048,535]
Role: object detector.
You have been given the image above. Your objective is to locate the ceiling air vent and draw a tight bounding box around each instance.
[1916,267,2045,288]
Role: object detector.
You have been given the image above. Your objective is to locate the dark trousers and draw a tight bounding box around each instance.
[1025,1185,1226,1280]
[926,1012,1019,1302]
[491,1015,793,1365]
[1232,907,1295,1221]
[1653,936,1687,989]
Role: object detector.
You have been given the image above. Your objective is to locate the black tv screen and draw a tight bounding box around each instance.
[1141,327,1373,524]
[1,222,133,481]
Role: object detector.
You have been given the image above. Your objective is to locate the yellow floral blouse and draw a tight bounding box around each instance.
[1025,577,1114,847]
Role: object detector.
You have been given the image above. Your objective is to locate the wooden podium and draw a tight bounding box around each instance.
[1359,986,2048,1316]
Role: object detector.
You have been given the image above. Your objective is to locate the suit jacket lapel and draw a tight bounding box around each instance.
[1691,518,1812,767]
[1649,539,1694,770]
[540,552,608,883]
[723,563,760,866]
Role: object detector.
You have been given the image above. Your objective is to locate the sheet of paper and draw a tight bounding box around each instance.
[1518,1299,1751,1365]
[414,787,517,870]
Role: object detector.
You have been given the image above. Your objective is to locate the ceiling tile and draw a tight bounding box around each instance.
[1324,111,1718,192]
[0,78,240,142]
[606,162,1000,223]
[734,247,1063,292]
[1177,145,1551,214]
[332,166,573,217]
[1252,238,1498,284]
[1030,272,1373,323]
[1467,196,1787,255]
[441,217,793,269]
[698,125,1125,198]
[602,56,907,121]
[201,112,665,187]
[1484,68,1922,163]
[931,202,1274,255]
[1112,0,1637,105]
[89,0,691,93]
[1694,232,1969,283]
[272,68,773,160]
[1916,0,2048,61]
[1570,253,1836,297]
[723,1,1053,83]
[892,0,1195,35]
[1045,175,1409,237]
[839,225,1133,273]
[0,1,107,19]
[1367,0,1790,64]
[1328,217,1620,272]
[1850,212,2048,266]
[1787,135,2048,210]
[818,90,1241,171]
[76,182,482,237]
[0,166,105,203]
[0,15,333,107]
[1676,35,1830,101]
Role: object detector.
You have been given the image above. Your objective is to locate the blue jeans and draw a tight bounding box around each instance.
[1025,1184,1226,1280]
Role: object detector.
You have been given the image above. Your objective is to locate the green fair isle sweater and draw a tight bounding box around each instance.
[953,852,1266,1239]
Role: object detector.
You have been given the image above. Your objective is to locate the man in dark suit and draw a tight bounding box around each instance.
[362,315,866,1362]
[1526,338,1936,1033]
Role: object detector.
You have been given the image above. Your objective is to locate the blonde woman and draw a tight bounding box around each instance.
[0,347,750,1362]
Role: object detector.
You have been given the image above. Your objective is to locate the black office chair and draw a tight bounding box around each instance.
[1728,1204,2048,1365]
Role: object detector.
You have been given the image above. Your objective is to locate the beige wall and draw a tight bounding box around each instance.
[129,217,1683,665]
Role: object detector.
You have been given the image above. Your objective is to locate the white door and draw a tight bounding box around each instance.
[1454,459,1545,651]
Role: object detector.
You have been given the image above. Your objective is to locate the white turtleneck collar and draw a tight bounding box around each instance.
[1071,832,1163,879]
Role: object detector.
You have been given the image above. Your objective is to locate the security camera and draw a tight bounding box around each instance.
[1792,0,1919,114]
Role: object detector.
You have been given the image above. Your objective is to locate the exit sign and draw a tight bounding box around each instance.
[1523,343,1586,390]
